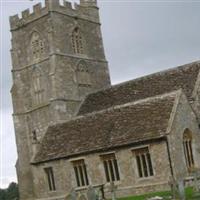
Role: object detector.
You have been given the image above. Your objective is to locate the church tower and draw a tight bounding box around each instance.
[10,0,110,199]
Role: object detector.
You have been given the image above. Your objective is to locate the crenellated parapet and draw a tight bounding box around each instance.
[10,0,99,31]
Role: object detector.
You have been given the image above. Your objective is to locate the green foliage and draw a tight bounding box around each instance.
[0,182,19,200]
[119,191,171,200]
[0,188,6,200]
[119,187,195,200]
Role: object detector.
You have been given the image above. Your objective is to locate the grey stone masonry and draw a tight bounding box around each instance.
[9,1,200,200]
[10,1,110,200]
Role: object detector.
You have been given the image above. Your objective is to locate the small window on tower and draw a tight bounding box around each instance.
[31,32,45,60]
[76,62,91,87]
[72,27,84,54]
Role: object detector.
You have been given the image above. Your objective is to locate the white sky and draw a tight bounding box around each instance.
[1,0,200,189]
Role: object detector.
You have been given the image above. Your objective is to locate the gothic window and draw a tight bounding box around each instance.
[31,32,45,60]
[32,69,45,105]
[133,147,154,178]
[44,167,56,191]
[183,129,195,170]
[72,28,84,54]
[72,159,89,187]
[100,153,120,182]
[76,62,91,87]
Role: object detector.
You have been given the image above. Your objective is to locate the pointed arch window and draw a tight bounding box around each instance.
[31,32,45,60]
[72,28,84,54]
[32,69,45,105]
[76,62,91,87]
[183,129,195,171]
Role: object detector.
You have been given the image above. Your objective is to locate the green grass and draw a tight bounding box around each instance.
[118,187,196,200]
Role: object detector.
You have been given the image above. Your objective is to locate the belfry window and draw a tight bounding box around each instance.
[72,28,84,54]
[72,159,89,187]
[31,32,45,60]
[44,167,56,191]
[100,153,120,182]
[183,129,195,170]
[133,147,154,178]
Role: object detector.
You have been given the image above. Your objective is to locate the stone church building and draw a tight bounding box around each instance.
[9,0,200,200]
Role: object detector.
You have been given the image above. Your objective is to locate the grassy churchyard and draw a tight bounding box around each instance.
[119,187,200,200]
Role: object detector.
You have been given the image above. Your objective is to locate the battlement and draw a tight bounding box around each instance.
[10,0,99,30]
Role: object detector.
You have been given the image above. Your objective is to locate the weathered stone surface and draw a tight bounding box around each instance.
[10,1,110,200]
[33,91,177,163]
[78,62,200,115]
[9,1,200,200]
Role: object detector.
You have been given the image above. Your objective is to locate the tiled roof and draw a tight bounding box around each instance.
[33,92,178,164]
[78,62,200,115]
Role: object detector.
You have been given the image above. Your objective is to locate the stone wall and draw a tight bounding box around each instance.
[168,92,200,180]
[10,1,111,200]
[32,141,171,200]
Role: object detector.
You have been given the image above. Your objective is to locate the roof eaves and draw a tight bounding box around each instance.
[31,136,167,165]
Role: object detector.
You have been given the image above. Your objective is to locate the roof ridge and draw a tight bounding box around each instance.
[86,60,200,97]
[33,90,178,164]
[50,90,180,129]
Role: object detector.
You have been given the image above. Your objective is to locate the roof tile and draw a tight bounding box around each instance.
[78,62,200,115]
[33,92,177,163]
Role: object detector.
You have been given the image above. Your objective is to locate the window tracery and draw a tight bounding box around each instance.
[100,153,120,182]
[31,32,45,60]
[133,147,154,178]
[76,62,91,87]
[72,159,89,187]
[72,28,84,54]
[183,129,195,171]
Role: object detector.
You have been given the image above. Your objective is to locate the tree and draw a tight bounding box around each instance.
[6,182,19,200]
[0,182,19,200]
[0,188,6,200]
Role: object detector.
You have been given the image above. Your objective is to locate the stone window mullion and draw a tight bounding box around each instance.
[111,159,116,181]
[186,140,191,167]
[44,167,56,191]
[101,154,120,182]
[189,140,194,166]
[103,160,110,182]
[183,141,189,167]
[81,163,87,186]
[72,160,89,187]
[139,155,145,177]
[134,147,154,178]
[183,129,195,171]
[74,166,80,187]
[144,153,150,177]
[78,165,84,186]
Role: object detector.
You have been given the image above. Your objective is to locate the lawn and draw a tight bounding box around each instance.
[119,187,196,200]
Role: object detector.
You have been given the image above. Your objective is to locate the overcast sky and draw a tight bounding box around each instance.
[1,0,200,189]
